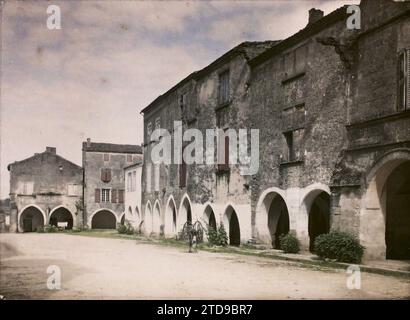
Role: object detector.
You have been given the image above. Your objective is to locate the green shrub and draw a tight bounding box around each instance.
[205,222,228,247]
[279,233,300,253]
[206,226,218,246]
[217,222,228,247]
[71,227,82,233]
[44,225,58,233]
[314,231,364,263]
[117,223,127,234]
[117,222,135,235]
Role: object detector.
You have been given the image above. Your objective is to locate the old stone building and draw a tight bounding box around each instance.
[7,147,83,232]
[82,138,142,229]
[141,0,410,261]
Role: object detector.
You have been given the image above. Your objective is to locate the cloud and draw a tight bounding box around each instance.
[0,0,359,198]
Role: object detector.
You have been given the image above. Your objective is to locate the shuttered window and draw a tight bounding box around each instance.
[398,49,409,111]
[95,188,100,203]
[111,189,117,203]
[118,190,124,203]
[101,168,111,183]
[218,135,230,172]
[218,70,230,106]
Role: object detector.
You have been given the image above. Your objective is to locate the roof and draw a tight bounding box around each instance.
[82,141,142,154]
[7,150,82,171]
[249,5,348,67]
[140,40,279,115]
[124,160,143,170]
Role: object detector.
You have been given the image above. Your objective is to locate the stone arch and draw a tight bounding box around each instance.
[120,212,125,225]
[135,206,140,220]
[178,194,192,231]
[360,149,410,260]
[144,201,153,234]
[203,204,217,230]
[165,195,177,236]
[223,204,241,246]
[255,187,289,245]
[90,209,117,229]
[18,205,46,232]
[49,205,75,230]
[153,199,162,234]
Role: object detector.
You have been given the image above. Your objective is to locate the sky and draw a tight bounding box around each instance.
[0,0,359,199]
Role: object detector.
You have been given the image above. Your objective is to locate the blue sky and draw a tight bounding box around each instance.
[0,0,359,198]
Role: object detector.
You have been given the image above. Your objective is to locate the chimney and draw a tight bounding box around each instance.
[308,8,324,25]
[45,147,56,154]
[86,138,91,147]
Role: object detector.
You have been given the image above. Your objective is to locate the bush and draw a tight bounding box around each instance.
[217,222,228,247]
[72,227,82,233]
[279,233,300,253]
[206,226,218,247]
[117,222,134,235]
[314,231,364,263]
[43,225,59,233]
[117,223,128,234]
[205,222,228,247]
[36,226,45,233]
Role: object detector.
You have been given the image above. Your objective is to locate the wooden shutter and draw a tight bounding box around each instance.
[95,188,100,203]
[218,135,230,171]
[118,190,124,203]
[407,49,410,109]
[111,189,117,203]
[179,163,186,188]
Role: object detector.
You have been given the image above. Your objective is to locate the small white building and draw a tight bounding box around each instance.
[123,161,142,229]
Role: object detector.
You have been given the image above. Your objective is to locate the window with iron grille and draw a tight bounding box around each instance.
[101,189,110,202]
[218,70,230,106]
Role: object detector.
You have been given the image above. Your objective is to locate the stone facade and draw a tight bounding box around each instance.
[124,161,143,229]
[82,138,142,229]
[141,0,410,260]
[7,147,83,232]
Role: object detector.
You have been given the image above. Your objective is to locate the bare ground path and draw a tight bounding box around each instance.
[0,233,409,299]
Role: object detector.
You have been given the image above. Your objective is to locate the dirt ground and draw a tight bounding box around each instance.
[0,233,409,299]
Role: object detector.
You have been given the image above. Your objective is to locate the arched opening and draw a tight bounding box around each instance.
[179,196,192,231]
[165,197,177,235]
[224,206,240,246]
[49,207,73,230]
[385,161,410,259]
[91,210,117,229]
[263,194,290,249]
[153,201,161,234]
[308,192,330,252]
[203,205,216,230]
[19,206,44,232]
[120,214,125,225]
[128,206,132,217]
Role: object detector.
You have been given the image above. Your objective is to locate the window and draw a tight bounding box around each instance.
[218,70,230,105]
[127,154,133,163]
[67,184,81,196]
[127,172,132,191]
[284,131,295,162]
[111,189,117,203]
[398,50,409,111]
[103,153,110,162]
[101,168,111,183]
[132,171,136,192]
[179,145,187,188]
[101,189,110,202]
[118,190,124,203]
[21,182,34,195]
[283,129,304,163]
[217,134,230,172]
[147,122,152,142]
[179,93,187,112]
[216,106,229,128]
